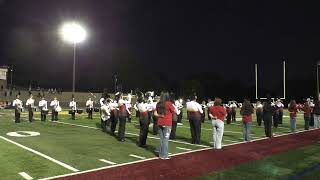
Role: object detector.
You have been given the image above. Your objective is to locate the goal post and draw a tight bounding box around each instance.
[255,61,286,100]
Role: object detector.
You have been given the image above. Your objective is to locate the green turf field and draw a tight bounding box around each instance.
[0,108,313,179]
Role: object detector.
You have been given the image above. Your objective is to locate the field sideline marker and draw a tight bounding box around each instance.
[129,154,146,159]
[0,136,79,172]
[53,121,210,148]
[99,159,117,165]
[39,129,318,180]
[18,172,33,180]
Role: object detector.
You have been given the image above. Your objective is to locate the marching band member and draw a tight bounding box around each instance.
[230,101,237,122]
[170,93,179,140]
[263,96,275,137]
[175,98,183,125]
[110,96,119,136]
[288,100,298,133]
[100,99,112,132]
[273,102,279,128]
[125,102,132,123]
[225,103,231,124]
[255,101,263,126]
[134,102,140,118]
[117,93,132,141]
[209,97,227,149]
[148,98,158,135]
[12,94,23,123]
[186,95,203,144]
[50,97,60,121]
[99,95,105,107]
[201,100,207,123]
[309,98,315,127]
[86,97,94,119]
[206,99,214,120]
[38,96,48,121]
[26,94,35,122]
[277,99,284,124]
[137,97,149,147]
[69,97,77,120]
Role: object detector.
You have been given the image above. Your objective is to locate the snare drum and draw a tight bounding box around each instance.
[77,109,83,114]
[42,110,49,115]
[55,106,62,112]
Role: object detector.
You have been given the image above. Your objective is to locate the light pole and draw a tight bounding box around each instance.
[59,22,87,93]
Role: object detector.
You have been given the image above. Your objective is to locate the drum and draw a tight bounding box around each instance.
[77,109,83,114]
[94,107,100,112]
[42,110,49,115]
[55,106,62,112]
[86,108,92,113]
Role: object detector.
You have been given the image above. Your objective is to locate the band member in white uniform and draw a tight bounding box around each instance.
[26,94,35,122]
[117,93,132,141]
[137,97,149,147]
[230,102,237,122]
[86,97,94,119]
[175,98,184,125]
[69,97,77,120]
[206,99,214,120]
[12,95,23,123]
[276,99,284,124]
[50,97,60,121]
[110,96,119,136]
[255,101,263,126]
[101,99,112,132]
[186,95,203,144]
[201,100,207,123]
[38,96,48,121]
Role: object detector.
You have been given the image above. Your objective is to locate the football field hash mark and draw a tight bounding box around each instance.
[19,172,33,180]
[99,159,117,165]
[129,154,146,159]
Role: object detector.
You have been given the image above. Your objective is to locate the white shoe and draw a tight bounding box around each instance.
[177,123,183,126]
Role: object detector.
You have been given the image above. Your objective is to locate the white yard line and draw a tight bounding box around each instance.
[19,172,33,180]
[176,147,192,151]
[129,154,146,160]
[0,136,79,172]
[53,121,210,148]
[99,159,117,165]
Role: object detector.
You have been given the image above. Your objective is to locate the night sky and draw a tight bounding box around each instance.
[0,0,319,101]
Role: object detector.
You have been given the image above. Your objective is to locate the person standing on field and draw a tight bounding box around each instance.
[186,95,203,144]
[240,99,254,142]
[154,92,176,159]
[312,99,320,129]
[209,97,227,149]
[255,101,263,126]
[288,100,298,133]
[263,96,274,137]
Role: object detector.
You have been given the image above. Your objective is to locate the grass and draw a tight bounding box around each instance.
[195,143,320,180]
[0,108,315,179]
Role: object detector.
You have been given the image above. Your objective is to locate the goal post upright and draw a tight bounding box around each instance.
[255,60,286,100]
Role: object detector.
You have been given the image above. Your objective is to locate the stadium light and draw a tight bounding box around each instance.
[59,22,87,93]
